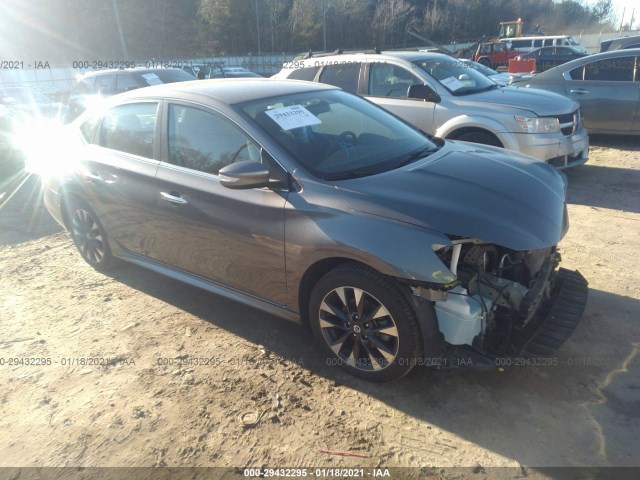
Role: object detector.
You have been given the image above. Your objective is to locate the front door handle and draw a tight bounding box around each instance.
[160,191,189,205]
[570,89,589,95]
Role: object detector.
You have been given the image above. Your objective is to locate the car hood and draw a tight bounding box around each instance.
[457,85,578,116]
[338,142,568,251]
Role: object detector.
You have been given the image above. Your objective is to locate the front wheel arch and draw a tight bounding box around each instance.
[447,128,503,148]
[308,262,425,382]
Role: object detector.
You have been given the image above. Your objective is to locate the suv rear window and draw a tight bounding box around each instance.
[318,64,360,93]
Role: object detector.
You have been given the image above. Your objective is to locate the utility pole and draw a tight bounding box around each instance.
[112,0,128,60]
[323,0,327,51]
[255,0,261,55]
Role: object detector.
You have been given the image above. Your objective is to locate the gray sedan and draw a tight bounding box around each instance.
[43,79,587,382]
[516,49,640,134]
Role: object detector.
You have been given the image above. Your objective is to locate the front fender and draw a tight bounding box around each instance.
[436,115,520,152]
[284,196,456,310]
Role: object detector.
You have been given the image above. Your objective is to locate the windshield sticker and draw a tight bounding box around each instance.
[265,105,321,131]
[440,76,466,91]
[141,73,163,85]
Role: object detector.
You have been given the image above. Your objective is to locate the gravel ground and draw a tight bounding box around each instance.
[0,138,639,476]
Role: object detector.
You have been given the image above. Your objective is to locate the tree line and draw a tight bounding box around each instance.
[1,0,614,62]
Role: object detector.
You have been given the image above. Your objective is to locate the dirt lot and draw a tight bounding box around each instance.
[1,138,639,475]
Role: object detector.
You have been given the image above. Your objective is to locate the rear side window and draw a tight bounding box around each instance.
[318,63,360,93]
[167,104,260,175]
[581,57,635,81]
[288,67,320,81]
[99,102,158,158]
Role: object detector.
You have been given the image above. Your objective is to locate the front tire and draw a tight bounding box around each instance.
[309,263,422,382]
[66,197,115,271]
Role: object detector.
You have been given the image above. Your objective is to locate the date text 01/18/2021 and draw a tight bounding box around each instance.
[243,468,391,477]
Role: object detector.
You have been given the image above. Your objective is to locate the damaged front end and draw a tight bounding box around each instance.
[426,239,588,365]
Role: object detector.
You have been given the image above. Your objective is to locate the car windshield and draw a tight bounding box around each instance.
[412,58,497,95]
[239,89,441,180]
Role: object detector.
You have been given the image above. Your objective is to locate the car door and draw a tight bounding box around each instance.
[151,101,288,305]
[363,62,436,134]
[563,55,639,132]
[537,48,555,71]
[81,101,162,254]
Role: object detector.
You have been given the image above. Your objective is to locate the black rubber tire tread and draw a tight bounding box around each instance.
[308,262,423,382]
[65,196,116,272]
[455,131,502,147]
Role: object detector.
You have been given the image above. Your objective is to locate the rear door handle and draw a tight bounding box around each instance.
[160,191,189,205]
[570,89,589,95]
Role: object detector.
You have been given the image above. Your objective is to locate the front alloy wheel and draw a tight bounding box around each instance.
[319,287,400,371]
[309,263,423,382]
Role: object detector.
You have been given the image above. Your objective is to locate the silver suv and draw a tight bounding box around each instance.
[274,51,589,169]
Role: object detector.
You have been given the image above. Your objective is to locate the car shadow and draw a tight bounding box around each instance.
[105,263,640,468]
[0,170,63,246]
[589,135,640,151]
[565,164,640,213]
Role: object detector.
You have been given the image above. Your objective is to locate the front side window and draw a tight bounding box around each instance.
[99,102,158,158]
[318,63,360,93]
[368,63,422,98]
[115,74,140,94]
[72,77,95,96]
[168,104,260,175]
[94,75,114,95]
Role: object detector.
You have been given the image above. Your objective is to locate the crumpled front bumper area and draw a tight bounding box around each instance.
[443,268,588,369]
[513,268,589,357]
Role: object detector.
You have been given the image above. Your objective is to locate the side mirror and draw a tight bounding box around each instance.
[219,161,270,189]
[407,84,441,103]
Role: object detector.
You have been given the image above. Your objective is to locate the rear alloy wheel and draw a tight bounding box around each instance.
[309,263,422,382]
[67,198,115,271]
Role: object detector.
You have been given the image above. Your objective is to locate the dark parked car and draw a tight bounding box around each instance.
[65,67,195,122]
[516,46,587,72]
[44,79,587,382]
[516,49,640,135]
[600,35,640,52]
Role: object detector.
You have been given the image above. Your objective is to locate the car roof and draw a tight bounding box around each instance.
[79,67,187,78]
[116,78,338,105]
[380,51,455,61]
[292,50,456,64]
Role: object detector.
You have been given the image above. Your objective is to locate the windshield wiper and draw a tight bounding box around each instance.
[395,145,440,168]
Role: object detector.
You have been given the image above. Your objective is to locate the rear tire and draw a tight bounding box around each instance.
[66,197,115,271]
[308,263,422,382]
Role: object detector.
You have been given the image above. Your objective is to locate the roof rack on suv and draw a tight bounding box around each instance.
[294,47,381,61]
